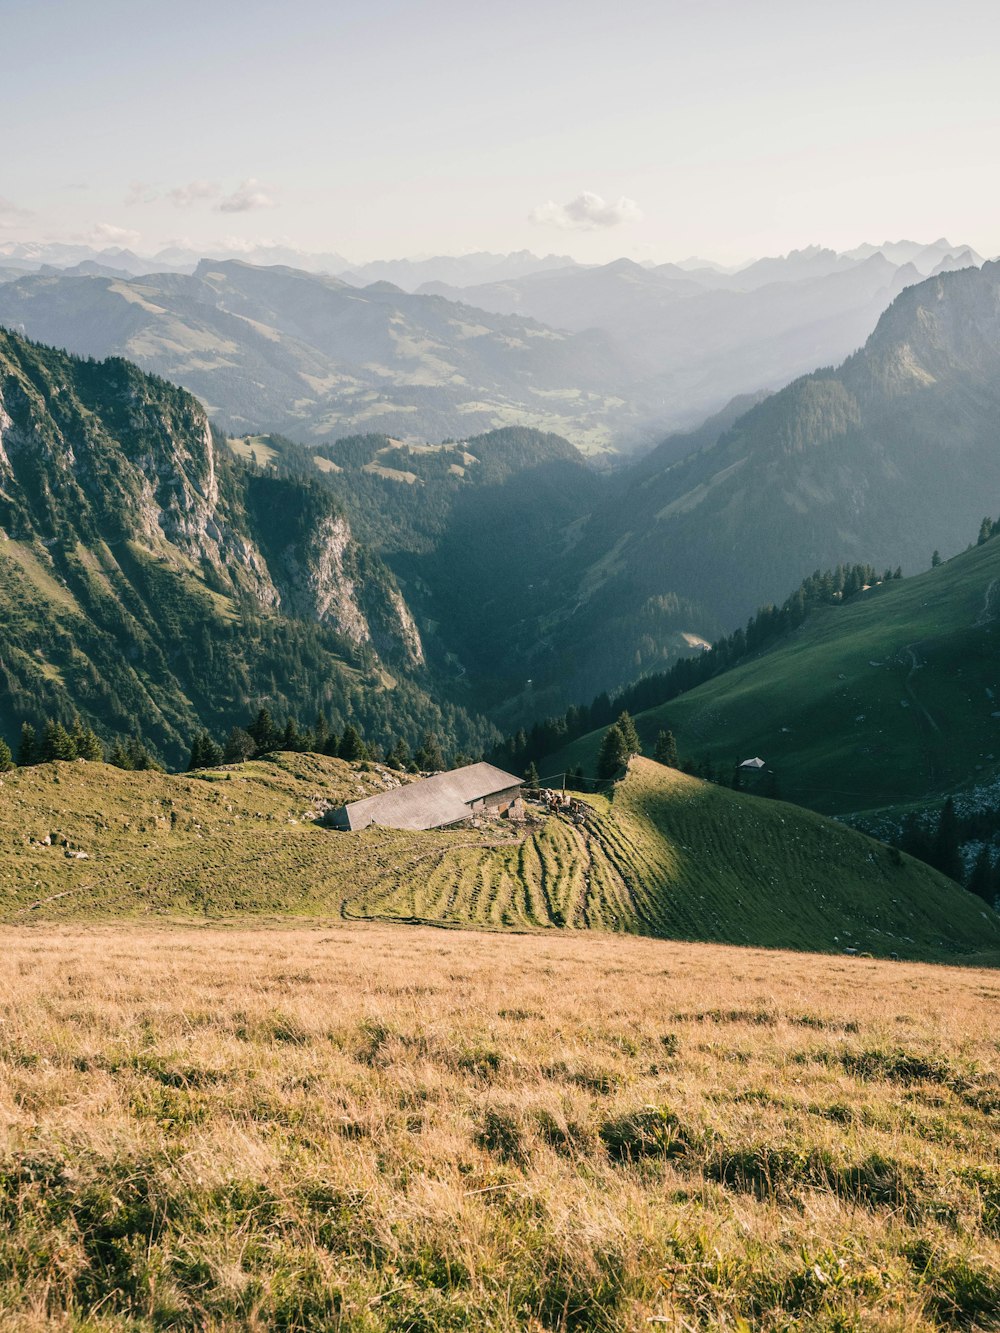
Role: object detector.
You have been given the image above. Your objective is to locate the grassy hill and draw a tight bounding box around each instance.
[547,536,1000,820]
[2,753,995,960]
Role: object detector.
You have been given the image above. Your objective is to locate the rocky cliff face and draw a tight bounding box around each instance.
[0,329,462,765]
[0,330,423,662]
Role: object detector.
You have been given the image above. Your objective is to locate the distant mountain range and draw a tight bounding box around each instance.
[5,259,1000,757]
[0,260,632,449]
[0,239,986,449]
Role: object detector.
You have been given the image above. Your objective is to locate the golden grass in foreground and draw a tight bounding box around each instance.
[0,926,998,1331]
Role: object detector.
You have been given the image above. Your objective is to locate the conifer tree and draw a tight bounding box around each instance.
[653,729,678,767]
[188,730,223,770]
[126,738,158,771]
[108,739,133,770]
[0,737,12,772]
[523,761,540,790]
[41,720,77,762]
[931,797,962,882]
[338,724,366,763]
[967,846,996,905]
[314,711,330,752]
[597,723,629,779]
[386,738,410,771]
[248,707,279,755]
[615,711,640,757]
[414,731,445,771]
[71,722,104,762]
[17,722,36,767]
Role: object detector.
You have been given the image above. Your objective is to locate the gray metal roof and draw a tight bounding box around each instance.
[339,762,523,831]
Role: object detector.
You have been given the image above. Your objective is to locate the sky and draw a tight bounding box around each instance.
[3,0,1000,265]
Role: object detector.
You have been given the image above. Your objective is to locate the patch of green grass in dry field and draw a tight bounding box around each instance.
[0,927,998,1330]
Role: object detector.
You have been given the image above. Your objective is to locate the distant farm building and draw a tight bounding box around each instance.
[739,757,767,770]
[330,762,523,832]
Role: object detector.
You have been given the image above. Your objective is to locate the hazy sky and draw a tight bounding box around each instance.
[4,0,999,264]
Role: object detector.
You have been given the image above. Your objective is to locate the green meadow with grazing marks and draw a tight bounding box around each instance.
[547,537,1000,819]
[1,753,995,961]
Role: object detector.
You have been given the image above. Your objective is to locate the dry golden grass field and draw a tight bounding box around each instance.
[0,924,998,1331]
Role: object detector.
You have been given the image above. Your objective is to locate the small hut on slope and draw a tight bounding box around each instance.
[330,762,523,832]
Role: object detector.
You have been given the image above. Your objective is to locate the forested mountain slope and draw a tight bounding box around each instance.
[556,261,1000,637]
[0,330,495,765]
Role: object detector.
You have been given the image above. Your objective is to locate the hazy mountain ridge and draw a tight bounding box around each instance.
[1,238,984,448]
[553,261,1000,635]
[0,260,634,450]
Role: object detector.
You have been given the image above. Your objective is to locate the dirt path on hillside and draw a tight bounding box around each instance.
[900,643,943,788]
[975,577,1000,627]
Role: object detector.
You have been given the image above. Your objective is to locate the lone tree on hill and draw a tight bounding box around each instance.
[222,727,255,765]
[615,711,641,758]
[597,723,630,779]
[0,737,12,772]
[17,722,36,767]
[653,729,679,768]
[523,761,540,791]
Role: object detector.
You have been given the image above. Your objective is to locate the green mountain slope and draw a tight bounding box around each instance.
[547,537,1000,819]
[2,754,993,960]
[0,329,495,764]
[556,261,1000,633]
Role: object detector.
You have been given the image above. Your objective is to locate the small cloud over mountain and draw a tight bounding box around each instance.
[0,195,34,227]
[168,180,220,208]
[90,222,142,248]
[530,192,643,230]
[216,179,276,214]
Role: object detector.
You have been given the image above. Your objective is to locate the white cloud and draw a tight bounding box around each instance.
[167,180,220,208]
[124,180,159,206]
[89,222,142,248]
[530,191,643,231]
[216,179,276,214]
[0,195,34,229]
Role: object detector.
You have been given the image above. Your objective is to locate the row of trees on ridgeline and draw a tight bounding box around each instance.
[1,719,157,772]
[1,709,458,778]
[186,707,457,775]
